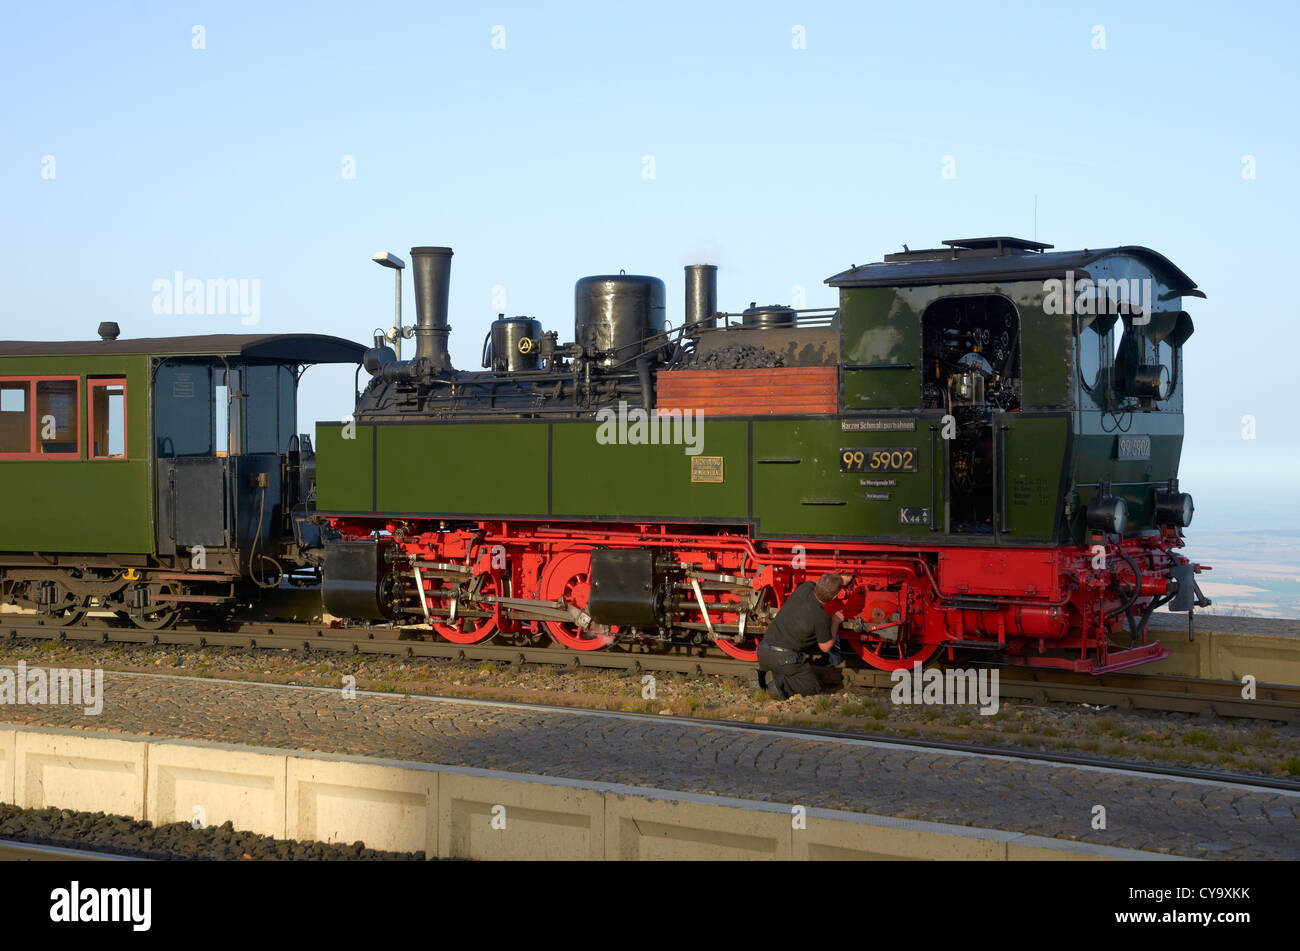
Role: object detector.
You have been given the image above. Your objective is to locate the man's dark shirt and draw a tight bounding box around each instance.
[762,582,831,653]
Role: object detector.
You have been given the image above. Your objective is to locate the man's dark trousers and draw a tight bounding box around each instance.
[757,641,822,700]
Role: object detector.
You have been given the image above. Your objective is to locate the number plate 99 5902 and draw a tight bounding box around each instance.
[840,448,917,473]
[1117,435,1151,461]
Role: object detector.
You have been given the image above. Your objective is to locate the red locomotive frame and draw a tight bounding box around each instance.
[328,516,1192,674]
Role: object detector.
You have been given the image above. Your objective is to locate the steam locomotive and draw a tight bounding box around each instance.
[0,236,1209,673]
[314,237,1211,673]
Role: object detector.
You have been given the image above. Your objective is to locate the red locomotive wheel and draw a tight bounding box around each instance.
[540,552,613,651]
[430,573,501,645]
[847,598,938,671]
[852,638,940,672]
[712,584,783,662]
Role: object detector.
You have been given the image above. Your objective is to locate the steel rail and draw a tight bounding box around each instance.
[0,838,144,861]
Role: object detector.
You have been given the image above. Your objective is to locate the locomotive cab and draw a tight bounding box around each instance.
[828,236,1204,546]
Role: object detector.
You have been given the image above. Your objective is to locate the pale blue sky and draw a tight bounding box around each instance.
[2,0,1297,532]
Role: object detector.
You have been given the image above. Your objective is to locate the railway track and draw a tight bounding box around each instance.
[2,612,1298,722]
[728,716,1300,792]
[0,838,140,861]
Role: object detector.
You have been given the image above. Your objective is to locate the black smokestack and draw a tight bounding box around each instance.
[684,264,717,329]
[410,246,453,371]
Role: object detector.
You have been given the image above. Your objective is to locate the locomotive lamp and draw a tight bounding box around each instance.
[1155,489,1194,527]
[372,251,410,360]
[1087,494,1128,534]
[1134,364,1171,401]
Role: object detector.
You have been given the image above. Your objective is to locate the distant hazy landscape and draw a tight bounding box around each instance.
[1170,531,1300,619]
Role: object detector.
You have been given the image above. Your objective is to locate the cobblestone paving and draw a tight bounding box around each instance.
[1,669,1297,859]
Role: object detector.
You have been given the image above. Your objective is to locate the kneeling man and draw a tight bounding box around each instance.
[757,572,850,700]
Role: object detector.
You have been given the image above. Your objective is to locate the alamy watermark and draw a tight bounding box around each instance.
[151,271,261,325]
[0,661,103,715]
[1043,270,1151,323]
[890,662,999,715]
[50,881,151,931]
[595,400,704,456]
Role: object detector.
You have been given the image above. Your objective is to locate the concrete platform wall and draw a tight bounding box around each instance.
[0,724,1182,861]
[1154,630,1299,685]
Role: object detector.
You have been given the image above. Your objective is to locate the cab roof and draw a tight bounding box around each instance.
[825,238,1204,298]
[0,333,367,363]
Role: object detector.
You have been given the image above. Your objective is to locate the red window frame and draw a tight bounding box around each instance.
[88,377,128,460]
[0,375,83,461]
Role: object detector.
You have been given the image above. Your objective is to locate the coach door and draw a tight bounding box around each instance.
[154,360,232,557]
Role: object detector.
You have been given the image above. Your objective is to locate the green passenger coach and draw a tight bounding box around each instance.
[0,328,362,628]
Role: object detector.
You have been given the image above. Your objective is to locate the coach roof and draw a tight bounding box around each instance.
[825,238,1204,298]
[0,333,367,363]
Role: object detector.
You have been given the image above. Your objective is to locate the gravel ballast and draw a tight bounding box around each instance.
[0,804,424,860]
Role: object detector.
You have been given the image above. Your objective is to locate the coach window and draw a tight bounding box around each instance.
[89,379,127,459]
[240,364,296,454]
[0,380,31,455]
[241,364,277,454]
[154,362,213,457]
[278,364,295,452]
[215,370,229,456]
[0,378,81,458]
[36,379,80,456]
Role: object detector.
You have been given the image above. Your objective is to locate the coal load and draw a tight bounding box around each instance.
[687,344,785,370]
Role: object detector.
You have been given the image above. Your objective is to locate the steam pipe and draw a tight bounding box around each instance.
[636,354,653,410]
[684,264,717,330]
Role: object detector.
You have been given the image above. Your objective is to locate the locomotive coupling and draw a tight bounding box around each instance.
[1166,564,1213,613]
